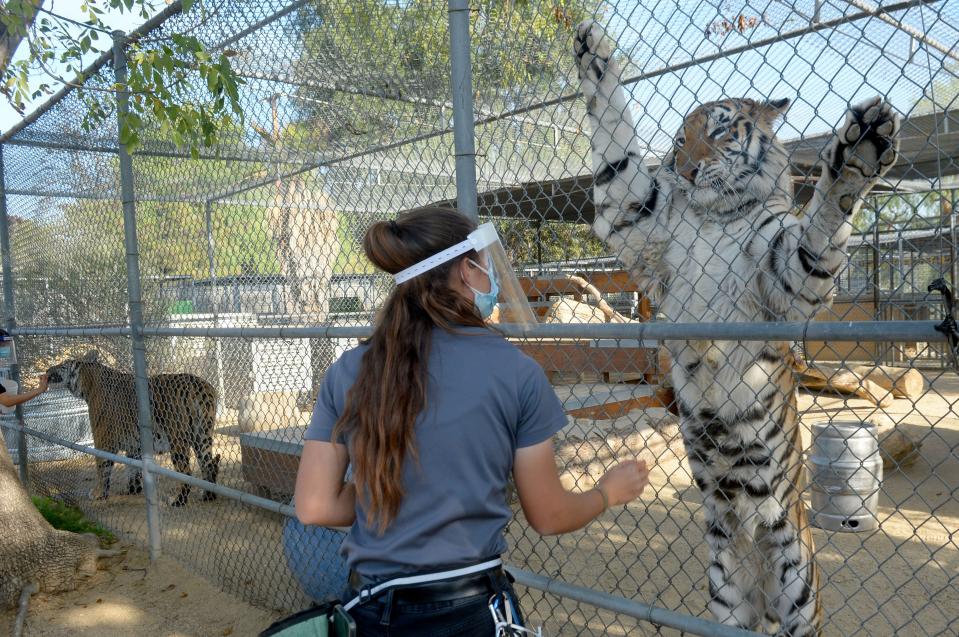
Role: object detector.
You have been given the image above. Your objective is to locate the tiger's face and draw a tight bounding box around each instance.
[666,97,792,213]
[46,359,81,393]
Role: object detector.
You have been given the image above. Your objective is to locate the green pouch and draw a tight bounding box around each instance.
[259,602,356,637]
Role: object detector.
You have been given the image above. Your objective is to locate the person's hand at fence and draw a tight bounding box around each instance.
[595,459,650,509]
[0,373,50,409]
[514,442,650,536]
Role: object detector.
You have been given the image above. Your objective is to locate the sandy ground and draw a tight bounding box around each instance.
[13,370,959,636]
[0,544,282,637]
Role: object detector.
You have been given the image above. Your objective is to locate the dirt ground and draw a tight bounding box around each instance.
[16,370,959,636]
[0,544,282,637]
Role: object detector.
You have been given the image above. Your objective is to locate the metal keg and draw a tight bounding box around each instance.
[1,392,92,463]
[808,420,883,532]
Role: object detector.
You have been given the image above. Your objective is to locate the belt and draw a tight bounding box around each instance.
[347,563,505,608]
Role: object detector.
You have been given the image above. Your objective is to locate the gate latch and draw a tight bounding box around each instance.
[928,278,959,369]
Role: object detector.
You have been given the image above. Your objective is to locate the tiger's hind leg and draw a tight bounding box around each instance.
[92,459,114,500]
[193,415,219,502]
[704,501,763,630]
[756,506,822,637]
[169,444,193,507]
[127,450,143,495]
[198,443,220,502]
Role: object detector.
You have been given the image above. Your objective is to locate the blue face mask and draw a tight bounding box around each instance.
[466,256,499,319]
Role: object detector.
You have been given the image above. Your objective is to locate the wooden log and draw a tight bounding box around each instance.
[877,426,922,470]
[850,364,924,399]
[797,362,894,407]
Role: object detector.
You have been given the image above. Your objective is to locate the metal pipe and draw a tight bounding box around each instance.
[1,137,300,164]
[143,320,943,341]
[508,568,765,637]
[0,419,296,518]
[0,1,184,145]
[10,326,132,337]
[2,187,206,204]
[841,0,959,62]
[114,31,162,560]
[447,0,480,223]
[0,147,28,484]
[951,188,957,290]
[10,320,947,342]
[212,0,314,51]
[204,201,226,416]
[236,75,580,136]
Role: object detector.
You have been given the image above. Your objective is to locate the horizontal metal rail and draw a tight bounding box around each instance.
[12,326,133,336]
[11,320,947,342]
[0,418,295,518]
[2,137,310,165]
[508,568,765,637]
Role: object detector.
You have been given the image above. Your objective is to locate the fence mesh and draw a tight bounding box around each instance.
[1,0,959,635]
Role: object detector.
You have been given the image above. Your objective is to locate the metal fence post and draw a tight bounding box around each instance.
[0,146,28,485]
[447,0,480,223]
[114,30,162,560]
[204,201,226,416]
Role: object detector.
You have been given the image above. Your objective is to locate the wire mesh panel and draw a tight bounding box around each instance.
[1,0,958,636]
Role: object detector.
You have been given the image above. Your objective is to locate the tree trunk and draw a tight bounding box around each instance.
[268,177,340,401]
[0,442,102,616]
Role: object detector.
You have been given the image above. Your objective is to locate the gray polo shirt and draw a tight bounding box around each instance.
[305,326,567,578]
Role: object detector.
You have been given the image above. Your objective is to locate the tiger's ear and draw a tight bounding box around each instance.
[758,98,791,124]
[81,350,99,363]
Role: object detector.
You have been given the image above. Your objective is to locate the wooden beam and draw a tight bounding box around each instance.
[517,342,657,376]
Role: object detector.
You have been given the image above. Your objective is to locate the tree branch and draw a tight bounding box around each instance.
[0,0,42,74]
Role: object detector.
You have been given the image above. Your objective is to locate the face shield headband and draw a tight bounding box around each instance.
[391,222,537,329]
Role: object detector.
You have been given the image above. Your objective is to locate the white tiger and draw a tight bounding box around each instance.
[574,20,900,636]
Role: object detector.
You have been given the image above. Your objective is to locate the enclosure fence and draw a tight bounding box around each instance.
[1,0,958,636]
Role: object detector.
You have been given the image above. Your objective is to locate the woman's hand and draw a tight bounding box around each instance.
[596,459,649,507]
[38,373,49,393]
[514,440,653,535]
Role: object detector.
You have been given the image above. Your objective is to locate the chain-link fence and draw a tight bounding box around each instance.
[1,0,957,635]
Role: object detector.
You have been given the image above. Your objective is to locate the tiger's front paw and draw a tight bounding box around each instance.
[574,20,619,94]
[829,97,900,183]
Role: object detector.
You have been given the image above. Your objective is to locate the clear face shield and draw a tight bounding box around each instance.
[392,222,537,330]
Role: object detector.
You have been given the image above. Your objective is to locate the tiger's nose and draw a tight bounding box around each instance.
[679,165,699,182]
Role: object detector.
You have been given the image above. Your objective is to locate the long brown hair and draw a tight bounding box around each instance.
[333,208,487,531]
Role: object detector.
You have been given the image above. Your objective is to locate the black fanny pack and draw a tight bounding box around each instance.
[259,558,506,637]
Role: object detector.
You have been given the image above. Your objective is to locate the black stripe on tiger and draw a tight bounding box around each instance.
[732,452,773,468]
[716,476,773,499]
[594,155,633,187]
[709,580,738,611]
[797,245,836,279]
[613,179,660,231]
[769,230,825,306]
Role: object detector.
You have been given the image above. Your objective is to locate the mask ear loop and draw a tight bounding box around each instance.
[465,257,493,295]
